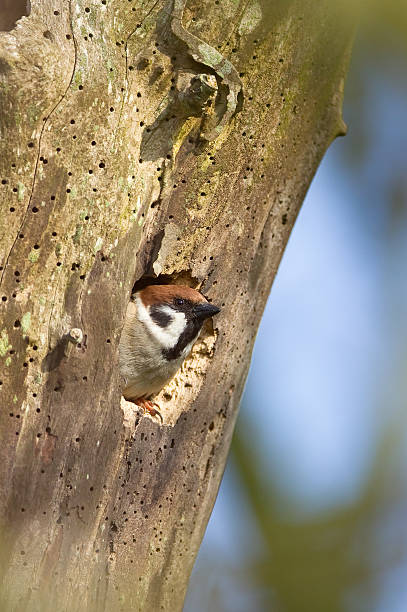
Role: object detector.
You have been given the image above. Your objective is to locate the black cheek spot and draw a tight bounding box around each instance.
[150,306,172,328]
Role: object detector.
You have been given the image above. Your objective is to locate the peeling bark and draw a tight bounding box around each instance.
[0,1,353,610]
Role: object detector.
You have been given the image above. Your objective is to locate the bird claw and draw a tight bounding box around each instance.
[134,398,163,424]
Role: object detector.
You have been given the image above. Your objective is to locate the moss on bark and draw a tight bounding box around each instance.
[0,1,353,609]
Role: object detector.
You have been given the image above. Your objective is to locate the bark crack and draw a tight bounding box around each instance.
[0,0,78,288]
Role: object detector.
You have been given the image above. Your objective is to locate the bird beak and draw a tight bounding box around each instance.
[193,302,221,320]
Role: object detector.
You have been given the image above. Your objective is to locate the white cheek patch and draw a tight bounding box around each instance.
[136,297,187,350]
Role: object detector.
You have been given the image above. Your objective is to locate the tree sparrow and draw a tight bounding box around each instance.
[119,285,220,421]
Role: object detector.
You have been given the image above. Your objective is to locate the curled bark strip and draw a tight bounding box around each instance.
[171,0,243,140]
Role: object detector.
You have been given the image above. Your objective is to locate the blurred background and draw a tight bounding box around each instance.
[2,2,406,611]
[185,3,407,612]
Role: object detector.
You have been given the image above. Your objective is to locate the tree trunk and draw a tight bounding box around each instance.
[0,1,353,610]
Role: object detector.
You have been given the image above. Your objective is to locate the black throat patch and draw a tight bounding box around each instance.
[162,319,202,361]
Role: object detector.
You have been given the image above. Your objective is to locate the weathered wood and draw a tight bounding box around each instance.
[0,1,353,610]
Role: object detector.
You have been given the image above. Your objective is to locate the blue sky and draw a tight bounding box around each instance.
[186,45,407,611]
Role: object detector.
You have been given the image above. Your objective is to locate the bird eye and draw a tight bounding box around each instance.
[174,298,185,306]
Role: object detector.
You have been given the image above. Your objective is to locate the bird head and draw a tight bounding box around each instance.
[135,284,220,360]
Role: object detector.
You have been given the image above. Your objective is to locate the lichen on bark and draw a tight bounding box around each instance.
[0,0,353,610]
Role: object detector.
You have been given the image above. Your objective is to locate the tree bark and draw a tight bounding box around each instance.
[0,1,352,610]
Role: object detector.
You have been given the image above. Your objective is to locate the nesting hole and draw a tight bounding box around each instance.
[0,0,31,31]
[123,271,218,425]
